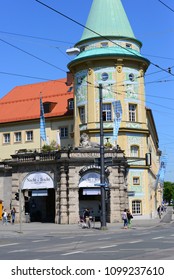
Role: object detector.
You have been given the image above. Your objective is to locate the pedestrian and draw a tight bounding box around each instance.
[2,209,8,225]
[83,208,91,228]
[127,209,133,228]
[122,209,128,229]
[157,205,161,219]
[11,207,16,224]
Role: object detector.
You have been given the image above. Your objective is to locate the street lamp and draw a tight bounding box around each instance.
[99,84,107,229]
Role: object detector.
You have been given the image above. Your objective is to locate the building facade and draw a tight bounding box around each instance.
[0,0,162,222]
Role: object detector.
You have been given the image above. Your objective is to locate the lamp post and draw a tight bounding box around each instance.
[99,84,107,229]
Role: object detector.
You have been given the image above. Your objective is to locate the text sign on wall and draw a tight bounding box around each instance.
[22,172,54,190]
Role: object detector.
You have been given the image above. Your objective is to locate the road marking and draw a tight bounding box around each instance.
[152,236,164,240]
[32,239,49,243]
[61,236,75,240]
[100,244,118,249]
[98,237,111,241]
[0,243,19,248]
[8,249,29,253]
[129,240,143,244]
[61,251,83,256]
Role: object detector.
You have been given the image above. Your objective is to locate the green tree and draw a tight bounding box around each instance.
[163,181,174,205]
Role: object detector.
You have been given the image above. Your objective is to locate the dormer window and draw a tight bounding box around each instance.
[43,102,56,113]
[68,99,74,110]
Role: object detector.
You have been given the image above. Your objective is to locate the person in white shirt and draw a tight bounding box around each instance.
[2,209,8,225]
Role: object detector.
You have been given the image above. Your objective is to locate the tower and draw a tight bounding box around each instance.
[68,0,160,218]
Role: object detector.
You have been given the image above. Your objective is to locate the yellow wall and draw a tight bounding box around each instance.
[0,117,74,160]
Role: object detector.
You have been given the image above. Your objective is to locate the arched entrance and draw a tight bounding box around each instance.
[79,170,108,221]
[22,172,55,223]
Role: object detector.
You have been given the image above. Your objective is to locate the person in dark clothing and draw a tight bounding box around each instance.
[157,205,161,219]
[11,207,16,224]
[127,209,133,228]
[83,208,91,228]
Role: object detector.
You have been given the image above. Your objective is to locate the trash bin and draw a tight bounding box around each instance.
[25,213,30,223]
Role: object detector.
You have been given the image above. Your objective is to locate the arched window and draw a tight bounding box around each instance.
[130,145,139,157]
[132,200,142,215]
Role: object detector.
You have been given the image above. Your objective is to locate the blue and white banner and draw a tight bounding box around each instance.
[112,100,122,142]
[40,96,47,142]
[158,154,167,184]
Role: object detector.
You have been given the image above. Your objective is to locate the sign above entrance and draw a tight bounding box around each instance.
[22,172,54,190]
[79,172,100,188]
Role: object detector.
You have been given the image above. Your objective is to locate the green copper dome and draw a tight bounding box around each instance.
[78,0,136,44]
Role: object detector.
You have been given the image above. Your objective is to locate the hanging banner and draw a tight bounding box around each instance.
[112,100,122,142]
[157,154,167,185]
[40,96,47,142]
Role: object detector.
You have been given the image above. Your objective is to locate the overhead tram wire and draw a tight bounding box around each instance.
[0,71,66,83]
[1,32,174,73]
[0,30,74,45]
[35,0,174,78]
[0,38,66,73]
[158,0,174,13]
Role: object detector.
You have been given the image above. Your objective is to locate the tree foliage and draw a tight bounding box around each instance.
[163,181,174,204]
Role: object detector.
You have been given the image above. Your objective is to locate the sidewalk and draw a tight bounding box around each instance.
[0,207,173,237]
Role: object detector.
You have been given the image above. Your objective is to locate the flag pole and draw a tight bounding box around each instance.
[40,92,47,150]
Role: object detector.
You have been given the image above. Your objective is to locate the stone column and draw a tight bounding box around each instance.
[109,167,121,223]
[59,166,68,224]
[68,167,79,224]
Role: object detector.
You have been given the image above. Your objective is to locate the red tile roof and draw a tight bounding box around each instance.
[0,78,73,123]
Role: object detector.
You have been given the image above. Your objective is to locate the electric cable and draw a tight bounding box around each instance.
[35,0,174,77]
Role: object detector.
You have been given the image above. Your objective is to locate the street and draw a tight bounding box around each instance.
[0,218,174,260]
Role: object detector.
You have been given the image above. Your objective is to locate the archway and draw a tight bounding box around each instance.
[79,171,108,221]
[22,172,55,223]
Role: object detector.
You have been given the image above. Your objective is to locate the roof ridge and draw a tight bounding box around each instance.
[0,92,72,105]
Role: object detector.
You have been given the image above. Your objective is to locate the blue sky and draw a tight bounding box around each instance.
[0,0,174,182]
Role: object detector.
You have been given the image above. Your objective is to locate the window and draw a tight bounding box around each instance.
[132,200,142,215]
[101,42,108,48]
[133,177,140,185]
[68,99,74,110]
[14,132,21,143]
[102,104,112,121]
[101,72,109,81]
[26,131,33,142]
[79,106,85,123]
[60,127,68,138]
[3,133,10,144]
[129,104,137,122]
[129,73,135,81]
[126,43,132,48]
[131,145,139,157]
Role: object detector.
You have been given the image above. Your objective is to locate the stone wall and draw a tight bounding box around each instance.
[2,147,128,224]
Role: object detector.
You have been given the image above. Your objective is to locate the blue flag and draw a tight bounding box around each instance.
[40,96,47,142]
[112,100,122,142]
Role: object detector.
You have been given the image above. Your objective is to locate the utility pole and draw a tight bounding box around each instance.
[99,84,107,229]
[19,185,22,233]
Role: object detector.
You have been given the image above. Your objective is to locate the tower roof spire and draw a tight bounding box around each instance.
[79,0,136,44]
